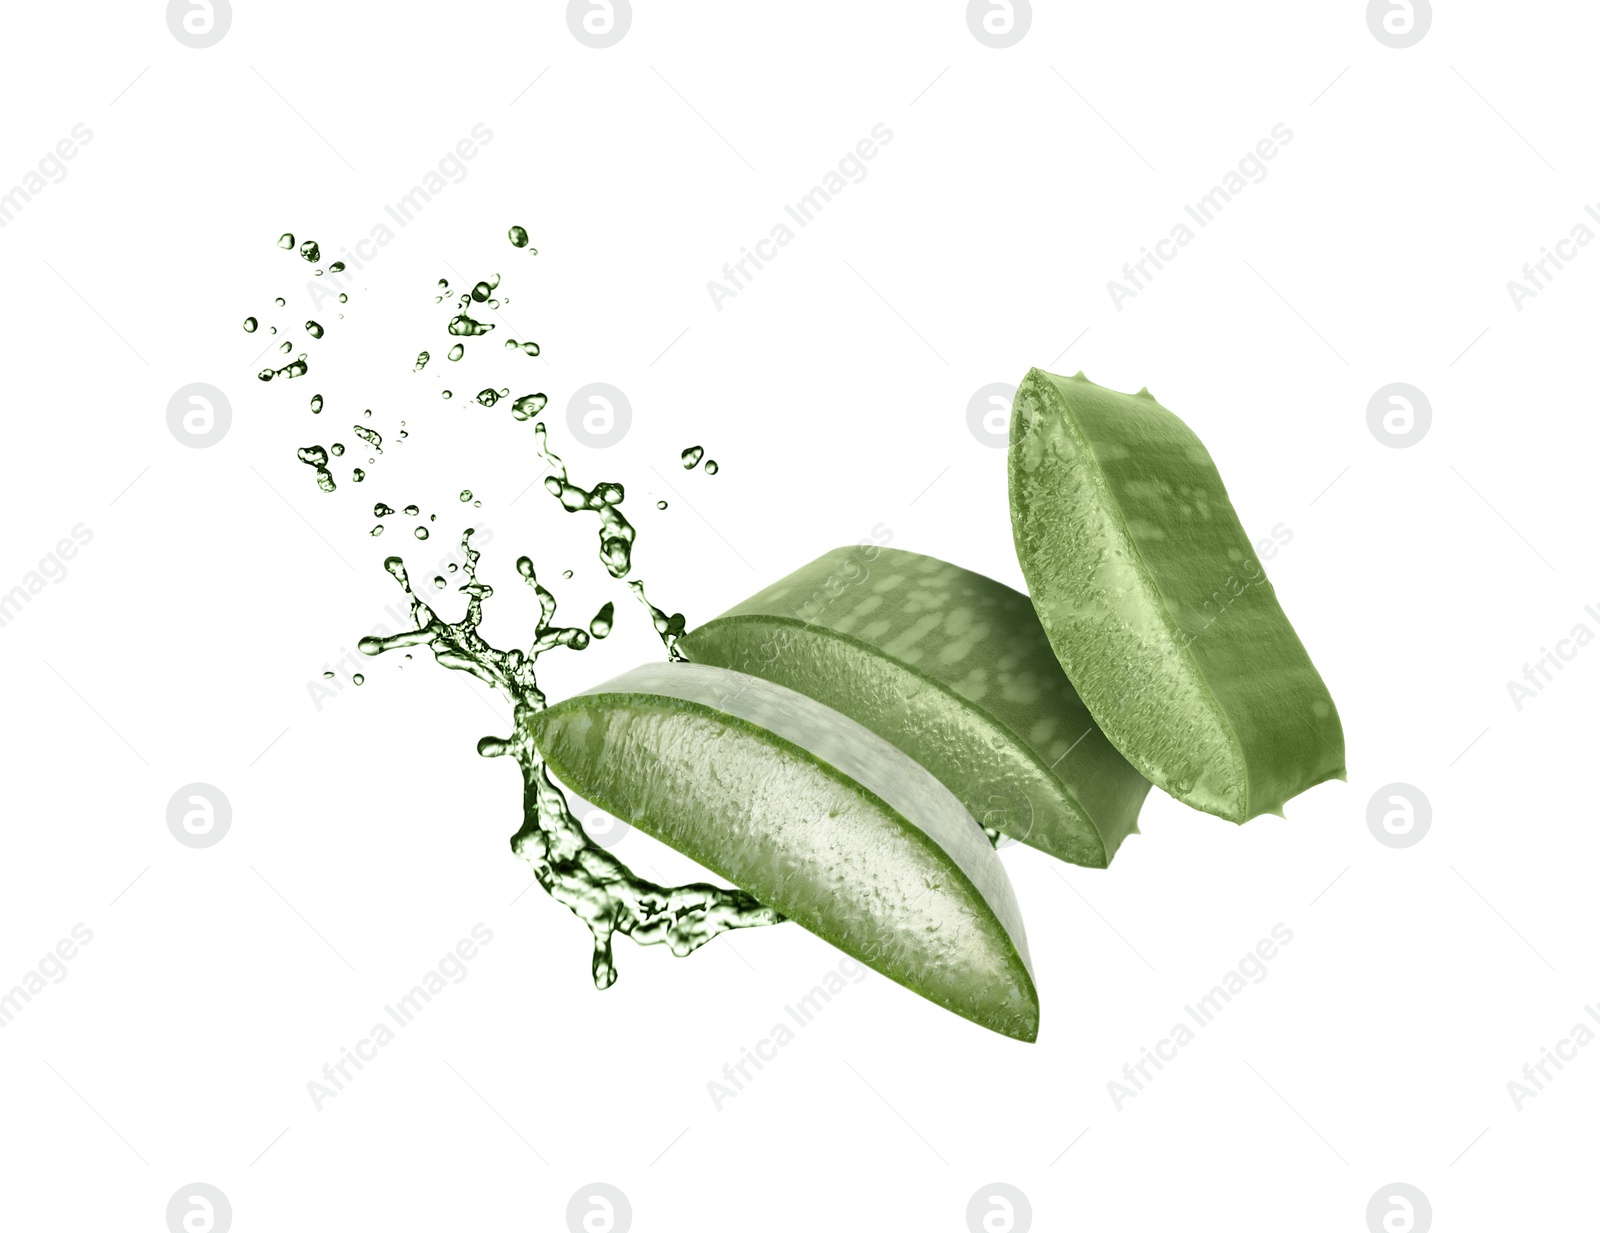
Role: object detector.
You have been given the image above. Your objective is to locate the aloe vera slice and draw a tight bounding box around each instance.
[528,661,1039,1040]
[1009,368,1345,822]
[678,546,1150,868]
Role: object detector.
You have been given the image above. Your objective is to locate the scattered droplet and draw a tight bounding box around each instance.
[681,446,704,469]
[243,317,258,332]
[509,225,529,248]
[589,602,615,639]
[329,261,346,273]
[447,313,494,336]
[459,490,473,502]
[297,446,335,492]
[274,297,286,308]
[414,351,430,371]
[258,354,309,382]
[414,526,429,540]
[331,443,345,457]
[352,468,365,482]
[310,394,323,414]
[278,233,295,249]
[447,343,465,361]
[704,460,719,475]
[299,240,320,263]
[476,388,500,407]
[305,320,324,339]
[510,393,547,422]
[432,576,447,589]
[403,505,419,516]
[657,500,667,510]
[352,674,364,686]
[374,503,393,517]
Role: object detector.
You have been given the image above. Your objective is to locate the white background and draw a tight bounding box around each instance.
[1,2,1594,1230]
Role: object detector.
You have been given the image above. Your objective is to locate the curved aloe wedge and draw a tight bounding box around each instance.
[1009,368,1345,822]
[528,662,1039,1040]
[678,546,1150,868]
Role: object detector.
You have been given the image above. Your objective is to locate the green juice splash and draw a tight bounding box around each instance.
[252,230,782,988]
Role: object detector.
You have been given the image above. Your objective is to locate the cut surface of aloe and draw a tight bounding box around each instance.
[529,661,1038,1040]
[1009,368,1345,822]
[678,546,1150,868]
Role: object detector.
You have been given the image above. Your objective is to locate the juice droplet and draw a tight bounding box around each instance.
[447,344,465,361]
[447,314,494,336]
[275,297,286,307]
[243,317,258,332]
[258,354,309,382]
[299,240,320,263]
[310,394,323,413]
[704,460,719,475]
[472,280,494,302]
[476,389,500,407]
[374,503,393,517]
[329,261,346,273]
[353,425,382,453]
[509,225,529,248]
[279,341,293,353]
[338,293,348,304]
[589,602,615,639]
[352,468,365,482]
[403,505,420,516]
[330,443,345,457]
[414,526,429,540]
[657,500,667,510]
[277,233,295,249]
[297,446,336,492]
[459,490,473,502]
[414,351,430,371]
[352,674,364,685]
[305,320,324,339]
[510,393,547,421]
[681,446,704,469]
[433,576,447,589]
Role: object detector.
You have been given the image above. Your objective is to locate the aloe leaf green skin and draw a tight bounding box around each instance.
[529,662,1040,1041]
[678,547,1150,868]
[1008,368,1346,823]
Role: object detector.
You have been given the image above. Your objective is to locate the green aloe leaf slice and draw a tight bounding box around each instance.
[678,546,1150,868]
[529,661,1039,1041]
[1009,368,1345,822]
